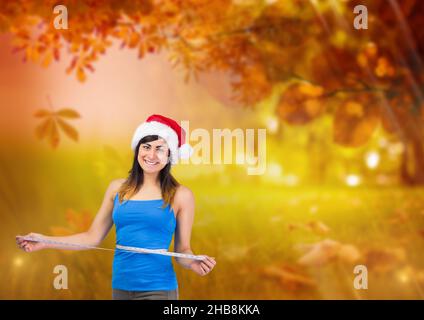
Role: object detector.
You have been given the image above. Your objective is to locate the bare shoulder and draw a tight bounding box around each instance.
[174,185,195,202]
[173,185,195,213]
[107,178,126,200]
[110,178,126,189]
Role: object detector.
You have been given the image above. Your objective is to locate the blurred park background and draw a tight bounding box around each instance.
[1,0,424,299]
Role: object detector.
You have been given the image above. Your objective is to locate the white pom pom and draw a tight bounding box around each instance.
[178,143,193,159]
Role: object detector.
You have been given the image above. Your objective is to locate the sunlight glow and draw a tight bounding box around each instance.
[284,174,299,186]
[266,117,279,134]
[365,151,380,169]
[13,257,23,267]
[267,163,283,177]
[346,174,361,187]
[397,271,410,284]
[388,143,404,156]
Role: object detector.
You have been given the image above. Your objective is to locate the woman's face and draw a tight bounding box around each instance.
[138,138,170,173]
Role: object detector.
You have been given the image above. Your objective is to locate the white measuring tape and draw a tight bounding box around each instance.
[19,236,206,261]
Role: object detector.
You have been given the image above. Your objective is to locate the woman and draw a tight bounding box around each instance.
[16,114,216,300]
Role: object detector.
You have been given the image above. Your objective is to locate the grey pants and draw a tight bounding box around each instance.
[112,288,179,300]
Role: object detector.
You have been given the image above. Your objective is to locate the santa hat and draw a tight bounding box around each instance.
[131,114,193,164]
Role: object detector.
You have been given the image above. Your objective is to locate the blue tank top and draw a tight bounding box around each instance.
[111,193,178,291]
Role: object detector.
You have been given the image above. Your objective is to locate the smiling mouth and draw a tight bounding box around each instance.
[144,159,159,165]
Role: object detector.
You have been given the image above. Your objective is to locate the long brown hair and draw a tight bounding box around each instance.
[117,135,179,207]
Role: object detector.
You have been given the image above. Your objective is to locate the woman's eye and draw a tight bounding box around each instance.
[143,145,150,150]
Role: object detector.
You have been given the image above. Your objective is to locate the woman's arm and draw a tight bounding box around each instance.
[16,178,124,252]
[173,186,216,276]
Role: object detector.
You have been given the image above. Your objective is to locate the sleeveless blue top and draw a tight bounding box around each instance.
[111,193,178,291]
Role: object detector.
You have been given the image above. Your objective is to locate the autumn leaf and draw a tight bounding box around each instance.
[42,51,53,68]
[296,239,340,266]
[128,32,141,49]
[49,209,94,248]
[296,239,361,267]
[56,108,81,119]
[307,220,331,235]
[357,42,378,68]
[77,68,86,82]
[262,264,316,290]
[34,118,53,139]
[277,83,325,125]
[333,95,381,147]
[364,42,378,58]
[364,247,406,273]
[375,57,395,78]
[388,208,410,225]
[287,220,330,235]
[311,48,361,92]
[232,63,273,106]
[34,109,51,118]
[57,118,79,141]
[65,208,93,233]
[357,43,395,79]
[49,121,60,148]
[33,105,81,149]
[338,245,361,264]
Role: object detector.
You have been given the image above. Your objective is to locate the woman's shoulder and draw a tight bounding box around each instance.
[109,178,127,190]
[107,178,126,200]
[174,185,195,206]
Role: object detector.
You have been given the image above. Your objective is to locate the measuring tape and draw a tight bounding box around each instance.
[19,236,206,261]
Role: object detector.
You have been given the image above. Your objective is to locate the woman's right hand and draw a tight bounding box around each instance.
[16,233,47,253]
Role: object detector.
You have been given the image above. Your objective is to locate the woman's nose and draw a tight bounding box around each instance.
[146,149,158,158]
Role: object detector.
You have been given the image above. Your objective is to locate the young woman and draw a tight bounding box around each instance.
[16,114,216,300]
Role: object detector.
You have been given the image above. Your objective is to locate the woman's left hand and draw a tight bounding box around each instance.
[189,255,216,276]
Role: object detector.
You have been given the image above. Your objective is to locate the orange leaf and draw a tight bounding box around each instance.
[56,108,81,118]
[298,83,324,97]
[345,101,364,117]
[77,68,86,82]
[66,57,78,74]
[54,48,60,61]
[128,32,140,48]
[278,83,325,125]
[65,209,92,232]
[85,64,95,72]
[34,109,52,118]
[296,239,361,266]
[57,118,79,141]
[364,42,378,58]
[333,96,380,147]
[26,46,39,63]
[364,247,406,273]
[375,57,395,77]
[262,264,316,289]
[35,118,53,139]
[42,51,53,68]
[138,44,145,58]
[307,220,331,235]
[48,121,60,148]
[297,239,340,266]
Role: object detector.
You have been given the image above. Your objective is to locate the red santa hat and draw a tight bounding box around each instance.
[131,114,193,164]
